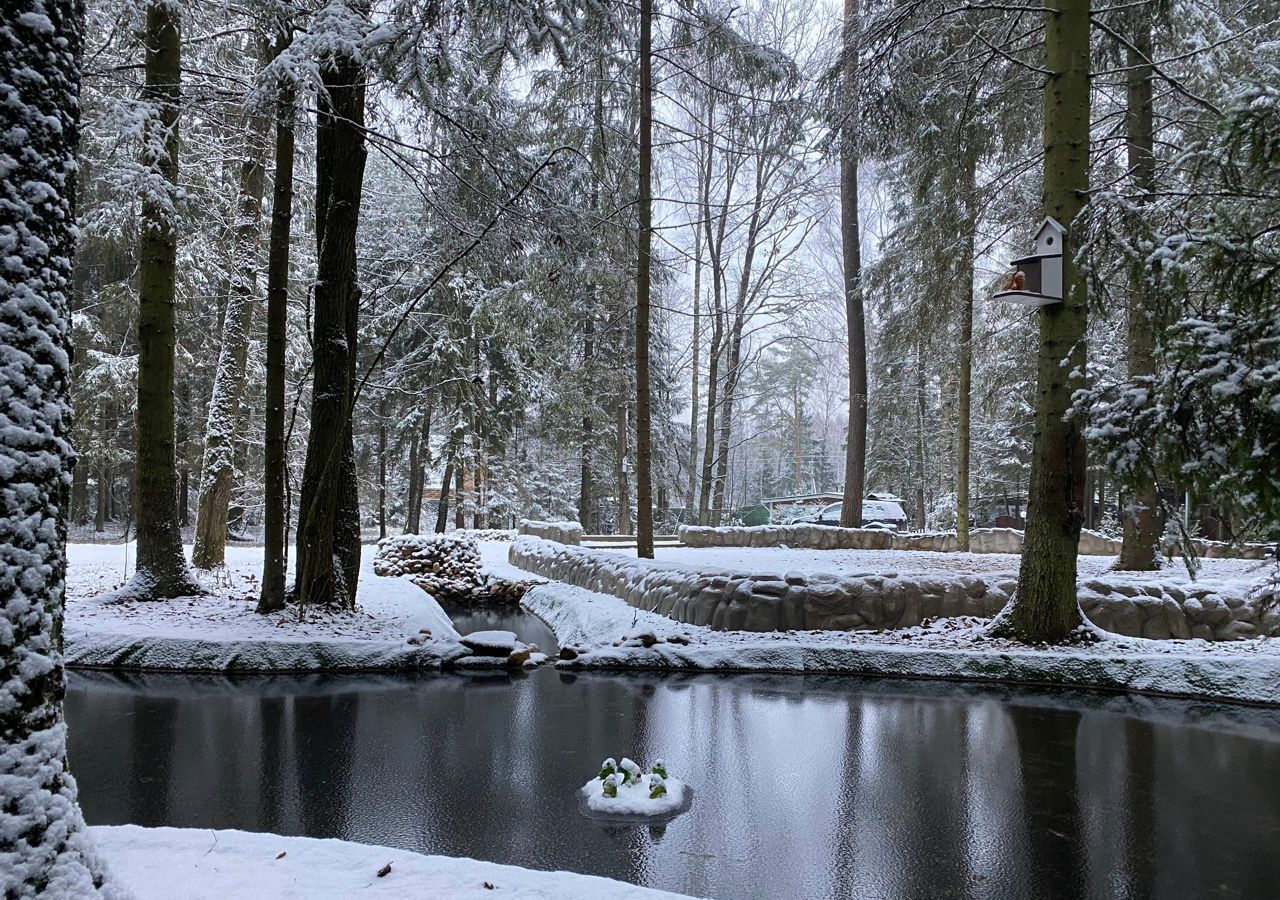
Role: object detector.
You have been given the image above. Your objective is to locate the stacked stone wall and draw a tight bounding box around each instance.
[511,538,1276,641]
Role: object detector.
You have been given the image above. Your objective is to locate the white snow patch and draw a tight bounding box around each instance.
[90,825,696,899]
[64,543,467,671]
[523,581,1280,705]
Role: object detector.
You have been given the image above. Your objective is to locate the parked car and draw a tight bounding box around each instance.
[788,495,908,530]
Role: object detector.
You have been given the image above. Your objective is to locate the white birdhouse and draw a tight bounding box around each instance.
[995,217,1065,307]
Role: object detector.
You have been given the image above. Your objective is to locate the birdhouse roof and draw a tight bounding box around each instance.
[1034,217,1066,240]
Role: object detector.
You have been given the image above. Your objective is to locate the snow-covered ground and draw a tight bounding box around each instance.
[92,825,694,900]
[64,543,468,671]
[606,544,1271,586]
[522,578,1280,705]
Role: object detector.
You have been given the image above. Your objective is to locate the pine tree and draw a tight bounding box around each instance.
[839,0,867,528]
[995,0,1093,643]
[258,23,297,614]
[193,35,275,570]
[635,0,656,558]
[294,0,370,609]
[131,0,199,598]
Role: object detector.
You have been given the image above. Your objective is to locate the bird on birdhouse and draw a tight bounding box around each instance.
[1001,269,1026,292]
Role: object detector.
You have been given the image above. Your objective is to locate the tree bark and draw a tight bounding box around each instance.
[294,2,368,609]
[839,0,868,529]
[997,0,1092,642]
[579,313,595,531]
[616,400,632,535]
[1115,2,1162,570]
[687,236,702,514]
[435,452,455,534]
[956,152,978,549]
[454,457,466,530]
[1,3,117,891]
[635,0,655,558]
[257,30,295,614]
[377,395,388,539]
[132,0,198,598]
[193,37,273,569]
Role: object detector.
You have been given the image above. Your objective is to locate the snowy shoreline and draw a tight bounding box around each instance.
[63,542,498,673]
[523,579,1280,707]
[91,825,696,899]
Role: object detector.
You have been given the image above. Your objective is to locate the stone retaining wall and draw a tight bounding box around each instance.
[517,519,583,545]
[511,538,1276,641]
[676,524,1273,560]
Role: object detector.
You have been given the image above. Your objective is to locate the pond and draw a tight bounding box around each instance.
[437,603,559,653]
[66,669,1280,900]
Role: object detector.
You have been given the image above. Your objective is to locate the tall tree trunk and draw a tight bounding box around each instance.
[956,153,978,549]
[1,3,118,892]
[839,0,868,529]
[132,0,197,598]
[453,458,465,530]
[579,313,595,531]
[616,400,632,535]
[257,31,295,614]
[176,380,190,525]
[915,342,929,530]
[687,238,702,515]
[710,178,766,524]
[696,96,730,525]
[1115,2,1161,570]
[997,0,1092,643]
[193,38,273,569]
[409,403,431,533]
[435,453,454,534]
[377,396,387,539]
[405,427,421,534]
[294,2,368,609]
[635,0,655,558]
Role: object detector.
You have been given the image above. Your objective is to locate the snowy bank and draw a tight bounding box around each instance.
[511,538,1278,641]
[91,825,695,900]
[64,543,478,672]
[523,581,1280,706]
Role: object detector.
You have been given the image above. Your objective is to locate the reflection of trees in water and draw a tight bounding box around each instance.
[1012,706,1085,898]
[64,672,1280,900]
[127,695,177,824]
[293,691,358,838]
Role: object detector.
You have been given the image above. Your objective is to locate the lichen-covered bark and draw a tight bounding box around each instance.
[1,3,123,894]
[997,0,1092,642]
[132,0,197,598]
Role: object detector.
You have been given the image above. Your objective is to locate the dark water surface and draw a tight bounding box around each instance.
[66,670,1280,900]
[438,604,559,653]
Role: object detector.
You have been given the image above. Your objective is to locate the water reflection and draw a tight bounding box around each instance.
[66,671,1280,900]
[437,604,559,652]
